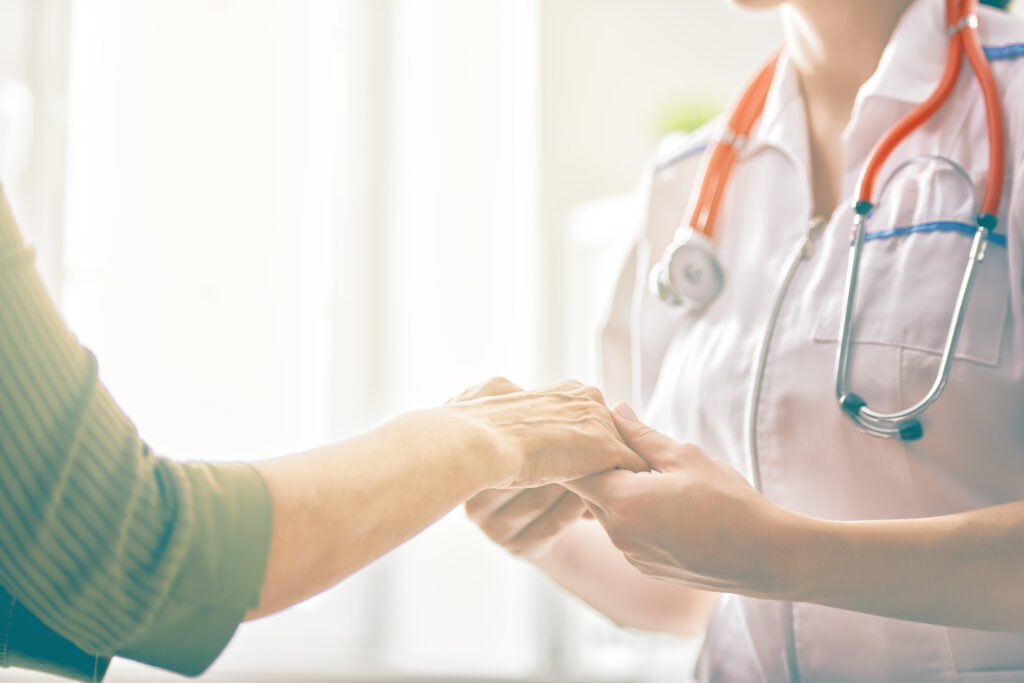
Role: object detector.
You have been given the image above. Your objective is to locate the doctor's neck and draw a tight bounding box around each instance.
[779,0,916,214]
[782,0,916,118]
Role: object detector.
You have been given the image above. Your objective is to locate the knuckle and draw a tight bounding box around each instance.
[680,442,703,456]
[506,539,530,556]
[487,520,519,545]
[628,557,657,577]
[669,442,701,463]
[605,528,633,554]
[634,425,656,440]
[464,501,485,522]
[516,525,551,549]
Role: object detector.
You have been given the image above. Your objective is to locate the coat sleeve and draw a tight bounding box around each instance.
[0,187,272,678]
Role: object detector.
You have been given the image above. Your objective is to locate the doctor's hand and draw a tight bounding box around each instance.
[564,404,805,598]
[448,378,648,489]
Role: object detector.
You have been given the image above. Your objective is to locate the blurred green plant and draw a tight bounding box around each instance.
[657,99,723,136]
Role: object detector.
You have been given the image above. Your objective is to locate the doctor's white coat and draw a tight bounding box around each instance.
[600,0,1024,680]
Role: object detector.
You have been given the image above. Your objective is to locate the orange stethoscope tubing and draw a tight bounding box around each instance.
[854,0,1005,220]
[684,53,780,237]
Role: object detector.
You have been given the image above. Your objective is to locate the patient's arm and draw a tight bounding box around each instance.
[246,380,647,620]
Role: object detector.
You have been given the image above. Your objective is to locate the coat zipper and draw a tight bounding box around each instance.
[746,215,824,683]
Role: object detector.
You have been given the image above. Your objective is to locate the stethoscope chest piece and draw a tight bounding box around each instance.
[650,227,724,307]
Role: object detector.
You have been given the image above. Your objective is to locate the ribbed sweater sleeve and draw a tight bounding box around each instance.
[0,187,272,678]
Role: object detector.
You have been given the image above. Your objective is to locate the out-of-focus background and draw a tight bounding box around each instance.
[0,1,792,681]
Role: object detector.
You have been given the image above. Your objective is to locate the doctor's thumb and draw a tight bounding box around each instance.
[610,403,676,470]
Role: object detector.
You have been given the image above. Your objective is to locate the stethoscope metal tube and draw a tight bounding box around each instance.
[834,210,991,441]
[834,156,992,441]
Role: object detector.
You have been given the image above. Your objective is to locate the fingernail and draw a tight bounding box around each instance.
[614,403,639,422]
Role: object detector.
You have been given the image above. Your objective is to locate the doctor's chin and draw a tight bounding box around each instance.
[1,0,1024,682]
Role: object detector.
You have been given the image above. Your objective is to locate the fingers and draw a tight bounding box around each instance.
[493,484,567,522]
[466,485,566,545]
[509,490,586,553]
[465,488,523,521]
[448,376,523,404]
[610,403,680,472]
[562,469,637,513]
[609,442,652,474]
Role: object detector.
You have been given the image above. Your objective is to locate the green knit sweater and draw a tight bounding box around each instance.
[0,186,272,681]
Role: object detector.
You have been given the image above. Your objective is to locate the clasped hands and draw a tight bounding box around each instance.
[452,377,807,600]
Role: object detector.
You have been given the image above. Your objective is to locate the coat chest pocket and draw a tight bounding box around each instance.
[812,225,1010,368]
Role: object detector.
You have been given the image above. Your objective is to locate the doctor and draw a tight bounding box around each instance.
[468,0,1024,679]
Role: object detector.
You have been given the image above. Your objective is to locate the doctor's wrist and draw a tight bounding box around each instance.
[774,513,859,604]
[747,508,839,603]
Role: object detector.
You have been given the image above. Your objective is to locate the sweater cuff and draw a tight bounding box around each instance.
[118,462,272,676]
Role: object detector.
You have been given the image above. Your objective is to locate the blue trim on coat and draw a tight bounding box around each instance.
[655,144,709,171]
[985,43,1024,61]
[865,220,1008,247]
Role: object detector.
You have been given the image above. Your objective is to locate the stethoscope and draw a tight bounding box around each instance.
[650,0,1006,441]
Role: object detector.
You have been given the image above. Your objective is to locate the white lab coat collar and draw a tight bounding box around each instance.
[857,0,950,106]
[750,51,811,190]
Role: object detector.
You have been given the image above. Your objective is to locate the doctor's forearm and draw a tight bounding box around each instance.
[246,407,506,620]
[786,500,1024,630]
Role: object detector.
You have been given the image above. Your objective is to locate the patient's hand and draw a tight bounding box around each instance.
[448,377,648,488]
[465,485,588,560]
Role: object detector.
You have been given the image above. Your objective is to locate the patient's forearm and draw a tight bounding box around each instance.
[246,407,502,619]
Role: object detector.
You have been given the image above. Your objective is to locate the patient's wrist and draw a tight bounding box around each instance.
[428,404,516,491]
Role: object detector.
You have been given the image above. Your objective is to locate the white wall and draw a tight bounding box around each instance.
[537,0,782,381]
